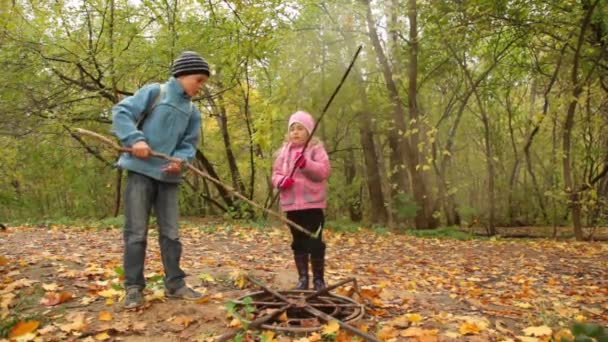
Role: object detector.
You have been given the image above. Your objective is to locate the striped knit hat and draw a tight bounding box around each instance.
[171,51,210,77]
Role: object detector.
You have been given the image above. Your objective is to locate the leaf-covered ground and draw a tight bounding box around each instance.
[1,221,606,341]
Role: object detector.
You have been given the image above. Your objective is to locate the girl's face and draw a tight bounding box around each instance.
[289,123,309,145]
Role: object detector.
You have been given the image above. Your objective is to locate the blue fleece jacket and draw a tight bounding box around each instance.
[111,77,201,183]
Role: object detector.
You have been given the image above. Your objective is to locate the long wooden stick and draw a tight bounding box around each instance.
[74,128,316,237]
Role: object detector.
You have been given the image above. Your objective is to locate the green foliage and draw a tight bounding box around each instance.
[403,226,482,240]
[562,322,608,342]
[0,0,606,236]
[393,193,420,221]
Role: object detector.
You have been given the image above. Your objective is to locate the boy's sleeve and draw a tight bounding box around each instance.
[111,84,159,146]
[172,108,202,163]
[301,145,331,182]
[271,150,286,188]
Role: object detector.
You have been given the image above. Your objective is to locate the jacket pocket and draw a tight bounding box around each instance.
[303,184,326,204]
[280,189,295,206]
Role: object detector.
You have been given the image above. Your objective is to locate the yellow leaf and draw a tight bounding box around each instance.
[98,311,112,321]
[516,337,539,342]
[459,321,483,335]
[322,320,340,335]
[230,270,248,289]
[308,333,321,342]
[260,330,276,342]
[98,289,121,298]
[228,318,242,328]
[170,315,195,327]
[522,325,552,337]
[42,283,60,291]
[198,273,215,283]
[104,298,114,305]
[95,332,111,341]
[406,313,423,323]
[377,325,398,340]
[59,312,87,332]
[514,302,532,309]
[8,320,39,338]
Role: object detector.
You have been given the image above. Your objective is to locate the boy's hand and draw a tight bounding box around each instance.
[294,152,307,169]
[279,177,295,190]
[162,160,182,174]
[131,141,151,159]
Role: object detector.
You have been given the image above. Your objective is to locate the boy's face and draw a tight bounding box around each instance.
[289,123,309,145]
[179,74,209,97]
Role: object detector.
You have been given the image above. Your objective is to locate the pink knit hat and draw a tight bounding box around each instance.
[288,111,315,134]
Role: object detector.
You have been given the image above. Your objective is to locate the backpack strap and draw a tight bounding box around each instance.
[136,83,166,129]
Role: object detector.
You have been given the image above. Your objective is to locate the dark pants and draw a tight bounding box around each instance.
[123,171,186,291]
[286,208,326,258]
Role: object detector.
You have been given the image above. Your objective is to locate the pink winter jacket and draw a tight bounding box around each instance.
[272,142,331,212]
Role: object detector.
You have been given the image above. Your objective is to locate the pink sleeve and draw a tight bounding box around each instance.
[271,148,287,188]
[301,144,331,182]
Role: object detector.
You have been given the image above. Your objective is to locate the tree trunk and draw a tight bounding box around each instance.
[203,86,247,199]
[362,0,435,228]
[358,110,388,224]
[562,0,599,241]
[195,149,235,210]
[320,2,388,224]
[407,0,438,229]
[345,147,362,222]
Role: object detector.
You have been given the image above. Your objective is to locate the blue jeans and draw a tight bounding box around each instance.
[123,171,186,291]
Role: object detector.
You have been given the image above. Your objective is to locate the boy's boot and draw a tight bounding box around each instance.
[293,253,309,290]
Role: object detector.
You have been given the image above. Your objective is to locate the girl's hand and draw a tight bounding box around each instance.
[279,177,295,190]
[294,152,307,169]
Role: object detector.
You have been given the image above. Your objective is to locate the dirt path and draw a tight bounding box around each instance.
[1,222,606,341]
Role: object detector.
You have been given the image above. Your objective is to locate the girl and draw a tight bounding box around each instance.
[272,111,331,291]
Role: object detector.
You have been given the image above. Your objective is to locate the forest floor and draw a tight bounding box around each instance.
[1,219,606,341]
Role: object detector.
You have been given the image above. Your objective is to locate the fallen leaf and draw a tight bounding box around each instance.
[1,293,16,310]
[522,325,552,337]
[198,272,216,283]
[98,311,112,321]
[322,320,340,335]
[195,295,210,304]
[95,332,111,341]
[459,321,483,335]
[132,321,147,332]
[228,318,242,328]
[39,291,73,306]
[278,311,288,322]
[42,283,61,291]
[516,337,539,342]
[170,315,195,327]
[37,325,57,335]
[377,325,398,340]
[406,313,423,323]
[260,330,277,342]
[98,289,122,298]
[8,320,40,338]
[307,332,321,342]
[59,312,87,332]
[400,327,439,338]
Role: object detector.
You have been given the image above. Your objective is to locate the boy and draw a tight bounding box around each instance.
[112,51,209,309]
